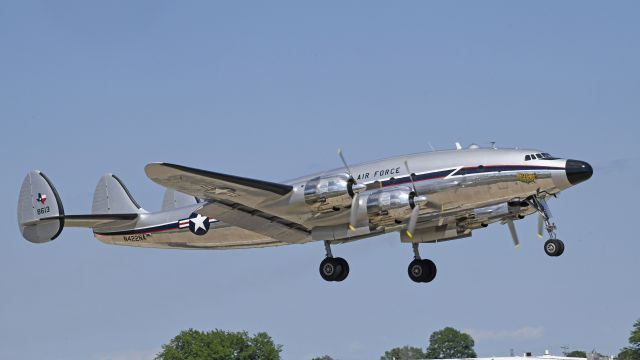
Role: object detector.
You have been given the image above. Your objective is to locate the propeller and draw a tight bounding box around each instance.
[338,148,353,180]
[348,193,362,231]
[338,149,367,231]
[403,160,427,239]
[506,218,520,248]
[537,214,544,238]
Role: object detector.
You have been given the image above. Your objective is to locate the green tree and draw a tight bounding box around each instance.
[565,351,587,358]
[631,319,640,350]
[311,356,334,360]
[618,348,640,360]
[618,319,640,360]
[155,328,282,360]
[425,327,477,359]
[381,345,426,360]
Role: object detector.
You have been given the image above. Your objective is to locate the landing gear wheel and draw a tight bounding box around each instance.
[556,239,565,256]
[334,257,349,282]
[408,260,424,283]
[544,239,564,257]
[408,259,437,283]
[320,257,338,281]
[319,257,349,282]
[421,259,437,283]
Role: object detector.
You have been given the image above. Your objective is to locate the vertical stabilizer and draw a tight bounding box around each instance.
[17,171,65,243]
[161,189,199,211]
[92,174,145,215]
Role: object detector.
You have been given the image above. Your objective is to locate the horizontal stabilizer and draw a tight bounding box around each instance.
[61,214,138,228]
[17,171,140,244]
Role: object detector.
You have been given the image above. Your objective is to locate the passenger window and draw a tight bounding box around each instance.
[525,155,531,161]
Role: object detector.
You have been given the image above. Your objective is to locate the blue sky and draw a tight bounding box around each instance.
[1,1,639,359]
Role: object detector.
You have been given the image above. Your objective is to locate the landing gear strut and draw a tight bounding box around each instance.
[319,241,349,282]
[407,243,437,283]
[529,196,565,257]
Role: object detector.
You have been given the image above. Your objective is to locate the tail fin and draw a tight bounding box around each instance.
[17,171,141,244]
[161,189,199,211]
[17,171,65,243]
[92,174,146,215]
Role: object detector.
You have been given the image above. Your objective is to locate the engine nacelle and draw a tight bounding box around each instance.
[364,188,426,227]
[304,175,365,212]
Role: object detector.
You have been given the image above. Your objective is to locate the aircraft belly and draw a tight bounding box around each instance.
[94,226,288,250]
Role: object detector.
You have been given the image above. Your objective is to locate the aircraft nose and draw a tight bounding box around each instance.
[565,159,593,185]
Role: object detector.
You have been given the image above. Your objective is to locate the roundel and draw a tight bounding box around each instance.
[188,213,210,236]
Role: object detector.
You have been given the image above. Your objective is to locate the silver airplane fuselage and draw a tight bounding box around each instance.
[92,147,592,250]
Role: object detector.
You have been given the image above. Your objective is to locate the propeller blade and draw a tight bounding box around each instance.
[403,160,417,193]
[405,205,420,239]
[348,193,360,231]
[537,213,544,238]
[337,148,353,179]
[506,219,520,248]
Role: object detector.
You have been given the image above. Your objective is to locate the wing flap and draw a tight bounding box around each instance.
[145,163,293,208]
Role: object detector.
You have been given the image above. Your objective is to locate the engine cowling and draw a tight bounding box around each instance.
[361,188,427,227]
[304,175,365,212]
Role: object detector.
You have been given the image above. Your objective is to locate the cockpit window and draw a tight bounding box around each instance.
[540,153,560,160]
[535,153,542,159]
[525,155,531,161]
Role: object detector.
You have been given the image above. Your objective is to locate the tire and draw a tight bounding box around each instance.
[421,259,437,283]
[556,239,565,256]
[320,257,338,281]
[544,239,562,257]
[408,259,425,283]
[334,257,349,282]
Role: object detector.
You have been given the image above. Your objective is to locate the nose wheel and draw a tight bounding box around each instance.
[544,239,565,257]
[319,241,349,282]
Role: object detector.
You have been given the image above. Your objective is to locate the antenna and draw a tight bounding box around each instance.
[490,141,497,149]
[428,142,435,151]
[455,142,462,150]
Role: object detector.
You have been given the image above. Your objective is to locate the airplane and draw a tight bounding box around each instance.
[17,144,593,283]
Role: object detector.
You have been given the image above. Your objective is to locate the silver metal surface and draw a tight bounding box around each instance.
[17,146,590,249]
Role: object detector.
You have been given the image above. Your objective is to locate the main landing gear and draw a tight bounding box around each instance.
[529,196,565,257]
[408,243,437,283]
[319,241,349,282]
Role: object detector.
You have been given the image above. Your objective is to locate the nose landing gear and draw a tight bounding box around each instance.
[529,196,565,257]
[544,238,565,257]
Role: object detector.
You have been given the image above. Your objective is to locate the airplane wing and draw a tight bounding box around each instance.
[144,163,292,208]
[197,200,310,243]
[145,163,310,243]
